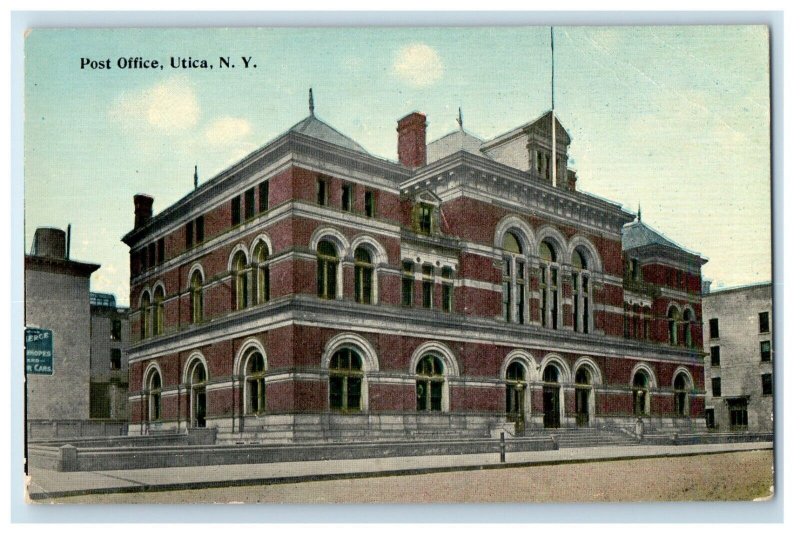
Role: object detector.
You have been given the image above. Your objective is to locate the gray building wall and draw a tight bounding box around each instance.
[25,267,93,421]
[703,282,773,432]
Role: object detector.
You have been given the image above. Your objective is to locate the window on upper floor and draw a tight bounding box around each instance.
[760,340,771,362]
[571,249,591,334]
[762,373,773,396]
[342,183,354,212]
[668,306,681,345]
[711,377,721,397]
[317,179,328,206]
[759,312,770,333]
[710,346,720,367]
[317,241,338,300]
[231,196,241,226]
[147,242,156,269]
[419,203,433,235]
[110,348,122,370]
[111,319,122,341]
[157,238,165,265]
[422,265,434,309]
[402,260,414,307]
[709,318,719,339]
[365,190,376,218]
[501,232,526,324]
[442,266,453,313]
[354,247,374,304]
[232,251,249,310]
[259,180,269,213]
[140,292,151,340]
[539,241,559,329]
[190,270,204,324]
[185,221,194,249]
[244,187,255,220]
[253,241,270,305]
[153,286,165,336]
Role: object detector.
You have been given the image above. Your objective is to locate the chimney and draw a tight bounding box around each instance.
[134,194,154,229]
[31,227,67,259]
[397,112,427,169]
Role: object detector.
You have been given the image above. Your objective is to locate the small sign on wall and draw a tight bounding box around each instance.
[25,327,54,375]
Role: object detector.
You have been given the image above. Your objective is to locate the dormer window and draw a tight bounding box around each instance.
[419,203,433,235]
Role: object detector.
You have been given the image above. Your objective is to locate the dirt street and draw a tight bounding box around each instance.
[50,450,773,504]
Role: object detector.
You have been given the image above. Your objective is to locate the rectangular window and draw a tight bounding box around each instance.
[244,187,255,220]
[422,265,434,309]
[402,261,414,307]
[365,191,375,218]
[258,181,269,213]
[342,183,353,212]
[759,311,770,333]
[761,373,773,396]
[147,242,156,269]
[711,377,721,397]
[185,221,194,249]
[419,204,433,235]
[231,196,241,226]
[760,340,771,362]
[710,346,720,367]
[317,179,328,206]
[442,267,453,313]
[729,399,748,430]
[502,282,510,322]
[195,216,205,243]
[157,238,165,265]
[111,319,122,341]
[110,348,122,370]
[709,318,719,339]
[550,267,558,329]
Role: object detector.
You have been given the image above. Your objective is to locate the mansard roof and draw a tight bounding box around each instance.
[287,114,369,154]
[622,220,705,262]
[427,129,486,163]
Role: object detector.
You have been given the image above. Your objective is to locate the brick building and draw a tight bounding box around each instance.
[89,292,130,421]
[123,100,707,441]
[702,282,773,432]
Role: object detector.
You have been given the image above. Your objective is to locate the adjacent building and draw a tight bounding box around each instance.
[89,292,130,421]
[702,282,773,432]
[25,227,99,434]
[123,99,708,441]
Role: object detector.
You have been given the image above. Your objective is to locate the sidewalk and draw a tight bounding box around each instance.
[26,441,773,500]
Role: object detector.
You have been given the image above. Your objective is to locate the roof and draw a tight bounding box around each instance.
[288,114,368,154]
[621,220,700,257]
[481,110,571,150]
[427,129,486,163]
[90,292,117,308]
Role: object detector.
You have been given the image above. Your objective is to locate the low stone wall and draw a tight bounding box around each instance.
[641,431,773,446]
[27,420,128,440]
[29,435,557,472]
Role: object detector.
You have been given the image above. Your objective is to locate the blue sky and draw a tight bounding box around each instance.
[24,26,771,306]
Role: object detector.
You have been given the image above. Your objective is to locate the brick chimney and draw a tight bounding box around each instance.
[397,112,427,169]
[133,194,154,229]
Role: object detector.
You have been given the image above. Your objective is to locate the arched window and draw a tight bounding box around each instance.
[575,366,592,427]
[140,291,151,340]
[354,247,374,304]
[416,354,445,412]
[153,286,165,336]
[317,241,338,300]
[633,370,650,416]
[190,270,203,324]
[683,309,694,347]
[233,251,249,310]
[502,232,526,324]
[674,373,689,417]
[539,241,559,329]
[145,367,162,422]
[571,249,591,334]
[188,360,207,428]
[542,363,561,428]
[253,241,270,305]
[244,350,267,414]
[329,348,363,412]
[668,306,681,345]
[505,361,526,416]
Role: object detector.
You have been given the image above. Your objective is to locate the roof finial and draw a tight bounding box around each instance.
[193,164,198,189]
[457,107,463,131]
[308,88,315,116]
[637,203,641,222]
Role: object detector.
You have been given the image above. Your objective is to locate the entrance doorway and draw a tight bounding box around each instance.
[575,366,592,427]
[542,364,561,429]
[505,361,526,434]
[189,360,207,428]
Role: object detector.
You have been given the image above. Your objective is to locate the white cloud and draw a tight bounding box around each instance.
[203,117,253,145]
[392,43,443,88]
[109,77,200,132]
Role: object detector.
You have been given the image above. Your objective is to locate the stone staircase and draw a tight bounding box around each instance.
[533,427,640,449]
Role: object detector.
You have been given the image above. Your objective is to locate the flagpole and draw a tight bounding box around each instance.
[551,26,557,188]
